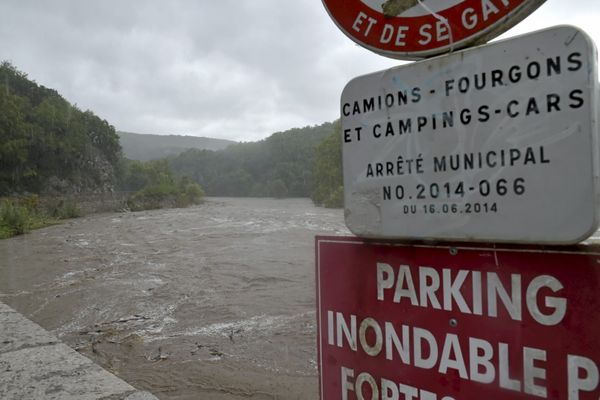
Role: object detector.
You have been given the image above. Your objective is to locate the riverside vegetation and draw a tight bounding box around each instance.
[0,195,80,239]
[0,62,343,238]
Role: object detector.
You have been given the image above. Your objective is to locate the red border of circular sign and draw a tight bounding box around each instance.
[322,0,546,59]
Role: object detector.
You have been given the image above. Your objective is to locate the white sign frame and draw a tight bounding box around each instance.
[342,25,599,244]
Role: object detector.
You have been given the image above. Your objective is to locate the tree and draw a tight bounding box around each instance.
[311,120,343,208]
[168,122,334,199]
[0,61,122,195]
[268,179,288,198]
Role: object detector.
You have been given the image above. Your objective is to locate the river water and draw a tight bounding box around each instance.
[0,197,348,399]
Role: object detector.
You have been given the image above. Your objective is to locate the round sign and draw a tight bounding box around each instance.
[322,0,546,60]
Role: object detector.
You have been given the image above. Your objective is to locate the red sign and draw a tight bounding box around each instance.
[316,236,600,399]
[321,0,546,59]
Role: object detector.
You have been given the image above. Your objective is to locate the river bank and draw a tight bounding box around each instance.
[0,197,348,399]
[0,301,158,399]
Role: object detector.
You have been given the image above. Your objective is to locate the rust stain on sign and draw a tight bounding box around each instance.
[381,0,420,17]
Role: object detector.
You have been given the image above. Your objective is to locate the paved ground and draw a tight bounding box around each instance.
[0,301,158,400]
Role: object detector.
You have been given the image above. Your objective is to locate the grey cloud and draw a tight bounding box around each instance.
[0,0,597,141]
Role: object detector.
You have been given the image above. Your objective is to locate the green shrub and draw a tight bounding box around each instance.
[0,201,32,237]
[126,179,205,212]
[184,182,205,203]
[324,185,344,208]
[0,226,12,239]
[50,199,80,219]
[126,183,174,211]
[139,183,179,198]
[22,194,39,211]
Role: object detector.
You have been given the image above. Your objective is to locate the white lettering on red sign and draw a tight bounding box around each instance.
[321,0,546,59]
[325,263,596,399]
[316,238,600,399]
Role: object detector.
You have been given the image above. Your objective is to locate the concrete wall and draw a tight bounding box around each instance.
[0,301,158,400]
[21,192,133,216]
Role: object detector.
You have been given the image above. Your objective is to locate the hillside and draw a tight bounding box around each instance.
[0,62,342,204]
[0,62,121,195]
[169,122,336,198]
[118,131,235,161]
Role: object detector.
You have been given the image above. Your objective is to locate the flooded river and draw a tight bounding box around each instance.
[0,197,348,399]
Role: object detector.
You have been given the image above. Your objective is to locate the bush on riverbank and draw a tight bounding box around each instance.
[0,199,52,238]
[0,195,83,239]
[0,202,32,237]
[119,159,205,211]
[48,199,81,219]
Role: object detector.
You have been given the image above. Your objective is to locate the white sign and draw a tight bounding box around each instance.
[342,26,599,244]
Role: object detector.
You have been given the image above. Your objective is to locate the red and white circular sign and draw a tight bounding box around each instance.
[322,0,546,59]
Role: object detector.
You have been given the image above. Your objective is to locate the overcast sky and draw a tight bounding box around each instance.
[0,0,598,142]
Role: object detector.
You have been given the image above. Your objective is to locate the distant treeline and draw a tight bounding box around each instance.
[118,130,234,161]
[0,61,343,209]
[168,121,342,205]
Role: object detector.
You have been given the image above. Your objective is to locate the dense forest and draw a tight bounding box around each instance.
[0,61,121,195]
[168,122,339,200]
[0,62,344,210]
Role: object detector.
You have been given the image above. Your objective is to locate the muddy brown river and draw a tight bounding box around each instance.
[0,197,348,399]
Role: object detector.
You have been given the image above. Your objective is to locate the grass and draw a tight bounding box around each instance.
[0,201,37,238]
[0,196,77,239]
[1,181,205,238]
[49,199,81,219]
